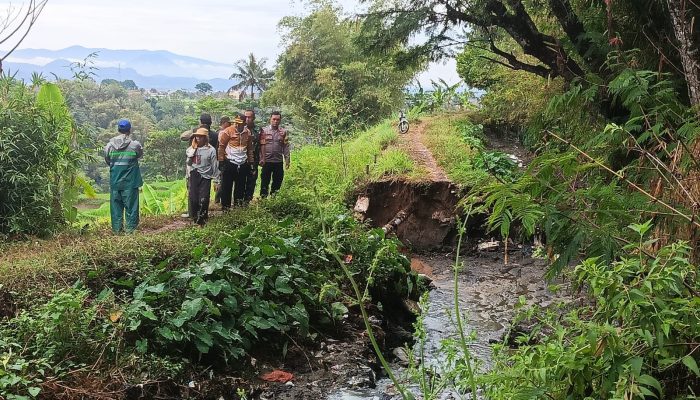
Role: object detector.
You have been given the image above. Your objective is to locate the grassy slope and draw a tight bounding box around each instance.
[0,120,416,301]
[420,113,490,187]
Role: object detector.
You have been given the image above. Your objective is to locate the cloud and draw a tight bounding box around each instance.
[4,56,54,65]
[0,0,460,84]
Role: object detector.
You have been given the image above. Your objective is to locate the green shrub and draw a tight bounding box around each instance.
[1,288,115,399]
[473,151,518,181]
[484,222,700,399]
[122,212,412,363]
[0,81,65,236]
[10,288,110,362]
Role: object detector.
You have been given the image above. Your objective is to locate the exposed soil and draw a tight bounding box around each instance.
[396,120,449,182]
[140,210,225,234]
[355,180,465,250]
[140,217,192,234]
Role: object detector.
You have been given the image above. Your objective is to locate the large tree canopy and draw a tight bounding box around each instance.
[359,0,699,107]
[264,3,419,141]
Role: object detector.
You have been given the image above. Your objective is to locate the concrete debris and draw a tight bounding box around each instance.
[392,347,411,366]
[507,153,524,168]
[477,240,500,251]
[353,196,370,213]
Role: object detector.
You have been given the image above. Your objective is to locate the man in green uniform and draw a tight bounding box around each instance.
[104,119,143,233]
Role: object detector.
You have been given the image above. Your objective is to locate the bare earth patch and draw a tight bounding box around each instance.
[396,120,450,182]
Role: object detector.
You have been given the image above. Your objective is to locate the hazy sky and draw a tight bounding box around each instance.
[0,0,459,85]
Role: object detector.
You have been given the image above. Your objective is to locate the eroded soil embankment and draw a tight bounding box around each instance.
[354,180,483,250]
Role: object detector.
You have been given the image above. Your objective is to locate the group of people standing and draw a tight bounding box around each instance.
[182,109,291,225]
[103,110,290,233]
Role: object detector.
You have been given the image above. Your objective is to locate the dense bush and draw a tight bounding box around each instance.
[124,213,411,363]
[484,222,700,399]
[1,288,112,399]
[0,116,418,397]
[0,79,79,236]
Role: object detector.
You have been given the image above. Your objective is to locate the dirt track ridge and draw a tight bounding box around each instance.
[397,120,449,182]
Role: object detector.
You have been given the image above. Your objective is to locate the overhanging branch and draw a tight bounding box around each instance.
[0,0,49,75]
[487,34,553,78]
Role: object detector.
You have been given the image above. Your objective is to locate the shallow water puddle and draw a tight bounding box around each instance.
[328,252,566,399]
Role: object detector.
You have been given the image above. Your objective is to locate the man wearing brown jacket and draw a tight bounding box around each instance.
[218,114,255,209]
[259,111,290,198]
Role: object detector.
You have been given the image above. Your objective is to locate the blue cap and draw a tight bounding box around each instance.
[117,119,131,132]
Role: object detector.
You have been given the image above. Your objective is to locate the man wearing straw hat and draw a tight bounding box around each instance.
[186,127,219,225]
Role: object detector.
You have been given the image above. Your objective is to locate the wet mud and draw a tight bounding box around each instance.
[327,248,568,400]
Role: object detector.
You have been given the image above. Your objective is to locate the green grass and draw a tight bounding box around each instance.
[373,148,417,179]
[283,120,417,205]
[421,114,490,187]
[0,119,415,303]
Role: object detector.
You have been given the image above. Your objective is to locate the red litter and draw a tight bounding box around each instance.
[261,370,294,383]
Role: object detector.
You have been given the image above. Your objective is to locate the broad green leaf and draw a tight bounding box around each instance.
[275,276,294,294]
[195,338,211,354]
[140,309,158,321]
[628,356,643,376]
[637,374,662,396]
[261,244,277,256]
[158,326,175,340]
[682,355,700,376]
[223,296,239,311]
[135,339,148,354]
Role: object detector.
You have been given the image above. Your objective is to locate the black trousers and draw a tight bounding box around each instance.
[244,166,258,203]
[214,184,222,204]
[188,170,211,225]
[221,162,250,209]
[260,162,284,198]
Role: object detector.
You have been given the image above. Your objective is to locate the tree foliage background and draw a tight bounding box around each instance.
[263,3,419,143]
[359,1,700,397]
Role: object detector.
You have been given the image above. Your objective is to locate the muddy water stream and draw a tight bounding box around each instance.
[328,250,566,400]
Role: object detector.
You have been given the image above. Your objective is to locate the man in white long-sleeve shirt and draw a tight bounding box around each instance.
[186,128,219,225]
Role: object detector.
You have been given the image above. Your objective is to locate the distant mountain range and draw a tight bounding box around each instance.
[3,46,236,91]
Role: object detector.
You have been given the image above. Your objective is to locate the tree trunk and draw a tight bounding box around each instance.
[548,0,604,73]
[666,0,700,113]
[485,0,585,81]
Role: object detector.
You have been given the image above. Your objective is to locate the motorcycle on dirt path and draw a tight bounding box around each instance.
[398,110,409,134]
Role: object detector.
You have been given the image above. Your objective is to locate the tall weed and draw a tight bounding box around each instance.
[484,222,700,399]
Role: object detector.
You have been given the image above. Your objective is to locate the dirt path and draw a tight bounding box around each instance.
[140,210,224,234]
[396,120,449,182]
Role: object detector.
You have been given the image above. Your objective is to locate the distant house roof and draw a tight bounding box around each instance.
[227,88,247,101]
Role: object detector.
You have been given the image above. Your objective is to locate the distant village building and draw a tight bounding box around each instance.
[144,88,168,98]
[226,89,246,101]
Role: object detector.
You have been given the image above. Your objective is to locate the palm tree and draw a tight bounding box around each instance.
[228,53,274,100]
